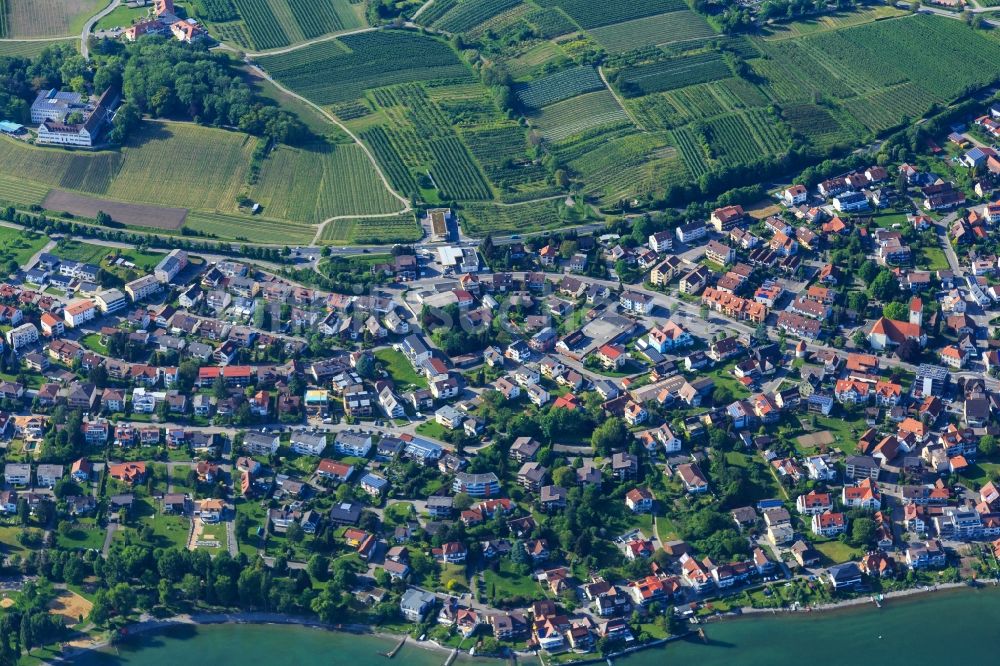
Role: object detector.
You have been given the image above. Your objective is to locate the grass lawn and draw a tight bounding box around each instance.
[0,525,31,556]
[655,514,680,543]
[920,246,951,271]
[959,460,1000,487]
[142,511,191,550]
[56,519,106,552]
[869,210,909,229]
[170,466,194,495]
[437,563,470,593]
[94,5,148,31]
[703,364,751,399]
[375,348,427,390]
[625,511,654,537]
[482,560,536,601]
[806,412,867,453]
[416,420,448,440]
[234,498,269,558]
[0,227,47,267]
[383,502,415,526]
[814,539,862,565]
[80,332,109,355]
[53,239,111,266]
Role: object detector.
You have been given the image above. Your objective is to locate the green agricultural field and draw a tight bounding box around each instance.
[106,122,255,211]
[514,65,604,108]
[0,37,76,58]
[589,10,715,53]
[503,41,571,80]
[6,0,105,37]
[617,51,732,96]
[231,0,289,49]
[703,109,792,166]
[567,131,689,202]
[761,5,906,40]
[230,0,365,49]
[0,120,400,240]
[317,213,422,245]
[524,6,578,38]
[184,212,318,244]
[0,173,50,207]
[256,30,473,106]
[363,83,495,201]
[459,198,593,235]
[540,0,687,28]
[251,142,402,221]
[432,0,521,33]
[460,123,555,200]
[529,89,630,142]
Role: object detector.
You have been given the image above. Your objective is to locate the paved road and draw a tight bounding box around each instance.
[80,0,118,59]
[101,522,117,558]
[226,520,238,557]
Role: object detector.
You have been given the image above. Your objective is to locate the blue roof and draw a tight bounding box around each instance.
[0,121,22,132]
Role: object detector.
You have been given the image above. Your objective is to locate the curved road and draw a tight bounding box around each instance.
[80,0,119,59]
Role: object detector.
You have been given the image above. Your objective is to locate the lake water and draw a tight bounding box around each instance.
[622,586,1000,666]
[71,624,509,666]
[70,588,1000,666]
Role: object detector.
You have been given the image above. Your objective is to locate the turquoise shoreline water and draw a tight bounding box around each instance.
[70,587,1000,666]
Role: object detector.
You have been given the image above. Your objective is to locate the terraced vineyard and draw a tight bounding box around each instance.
[525,7,578,38]
[433,0,521,33]
[288,0,346,39]
[461,124,554,199]
[257,31,473,105]
[192,0,238,21]
[670,126,710,178]
[232,0,290,49]
[185,212,318,244]
[318,213,421,245]
[568,132,688,201]
[530,90,630,141]
[537,0,687,28]
[514,65,604,108]
[417,0,457,25]
[618,52,732,95]
[6,0,104,37]
[361,126,420,195]
[429,136,493,200]
[781,103,855,150]
[0,173,50,207]
[703,110,791,166]
[589,10,714,53]
[460,200,570,235]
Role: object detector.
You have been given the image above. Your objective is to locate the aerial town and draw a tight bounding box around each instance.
[7,0,1000,661]
[3,107,1000,661]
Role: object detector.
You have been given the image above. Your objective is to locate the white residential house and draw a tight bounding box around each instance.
[291,432,327,457]
[334,431,373,457]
